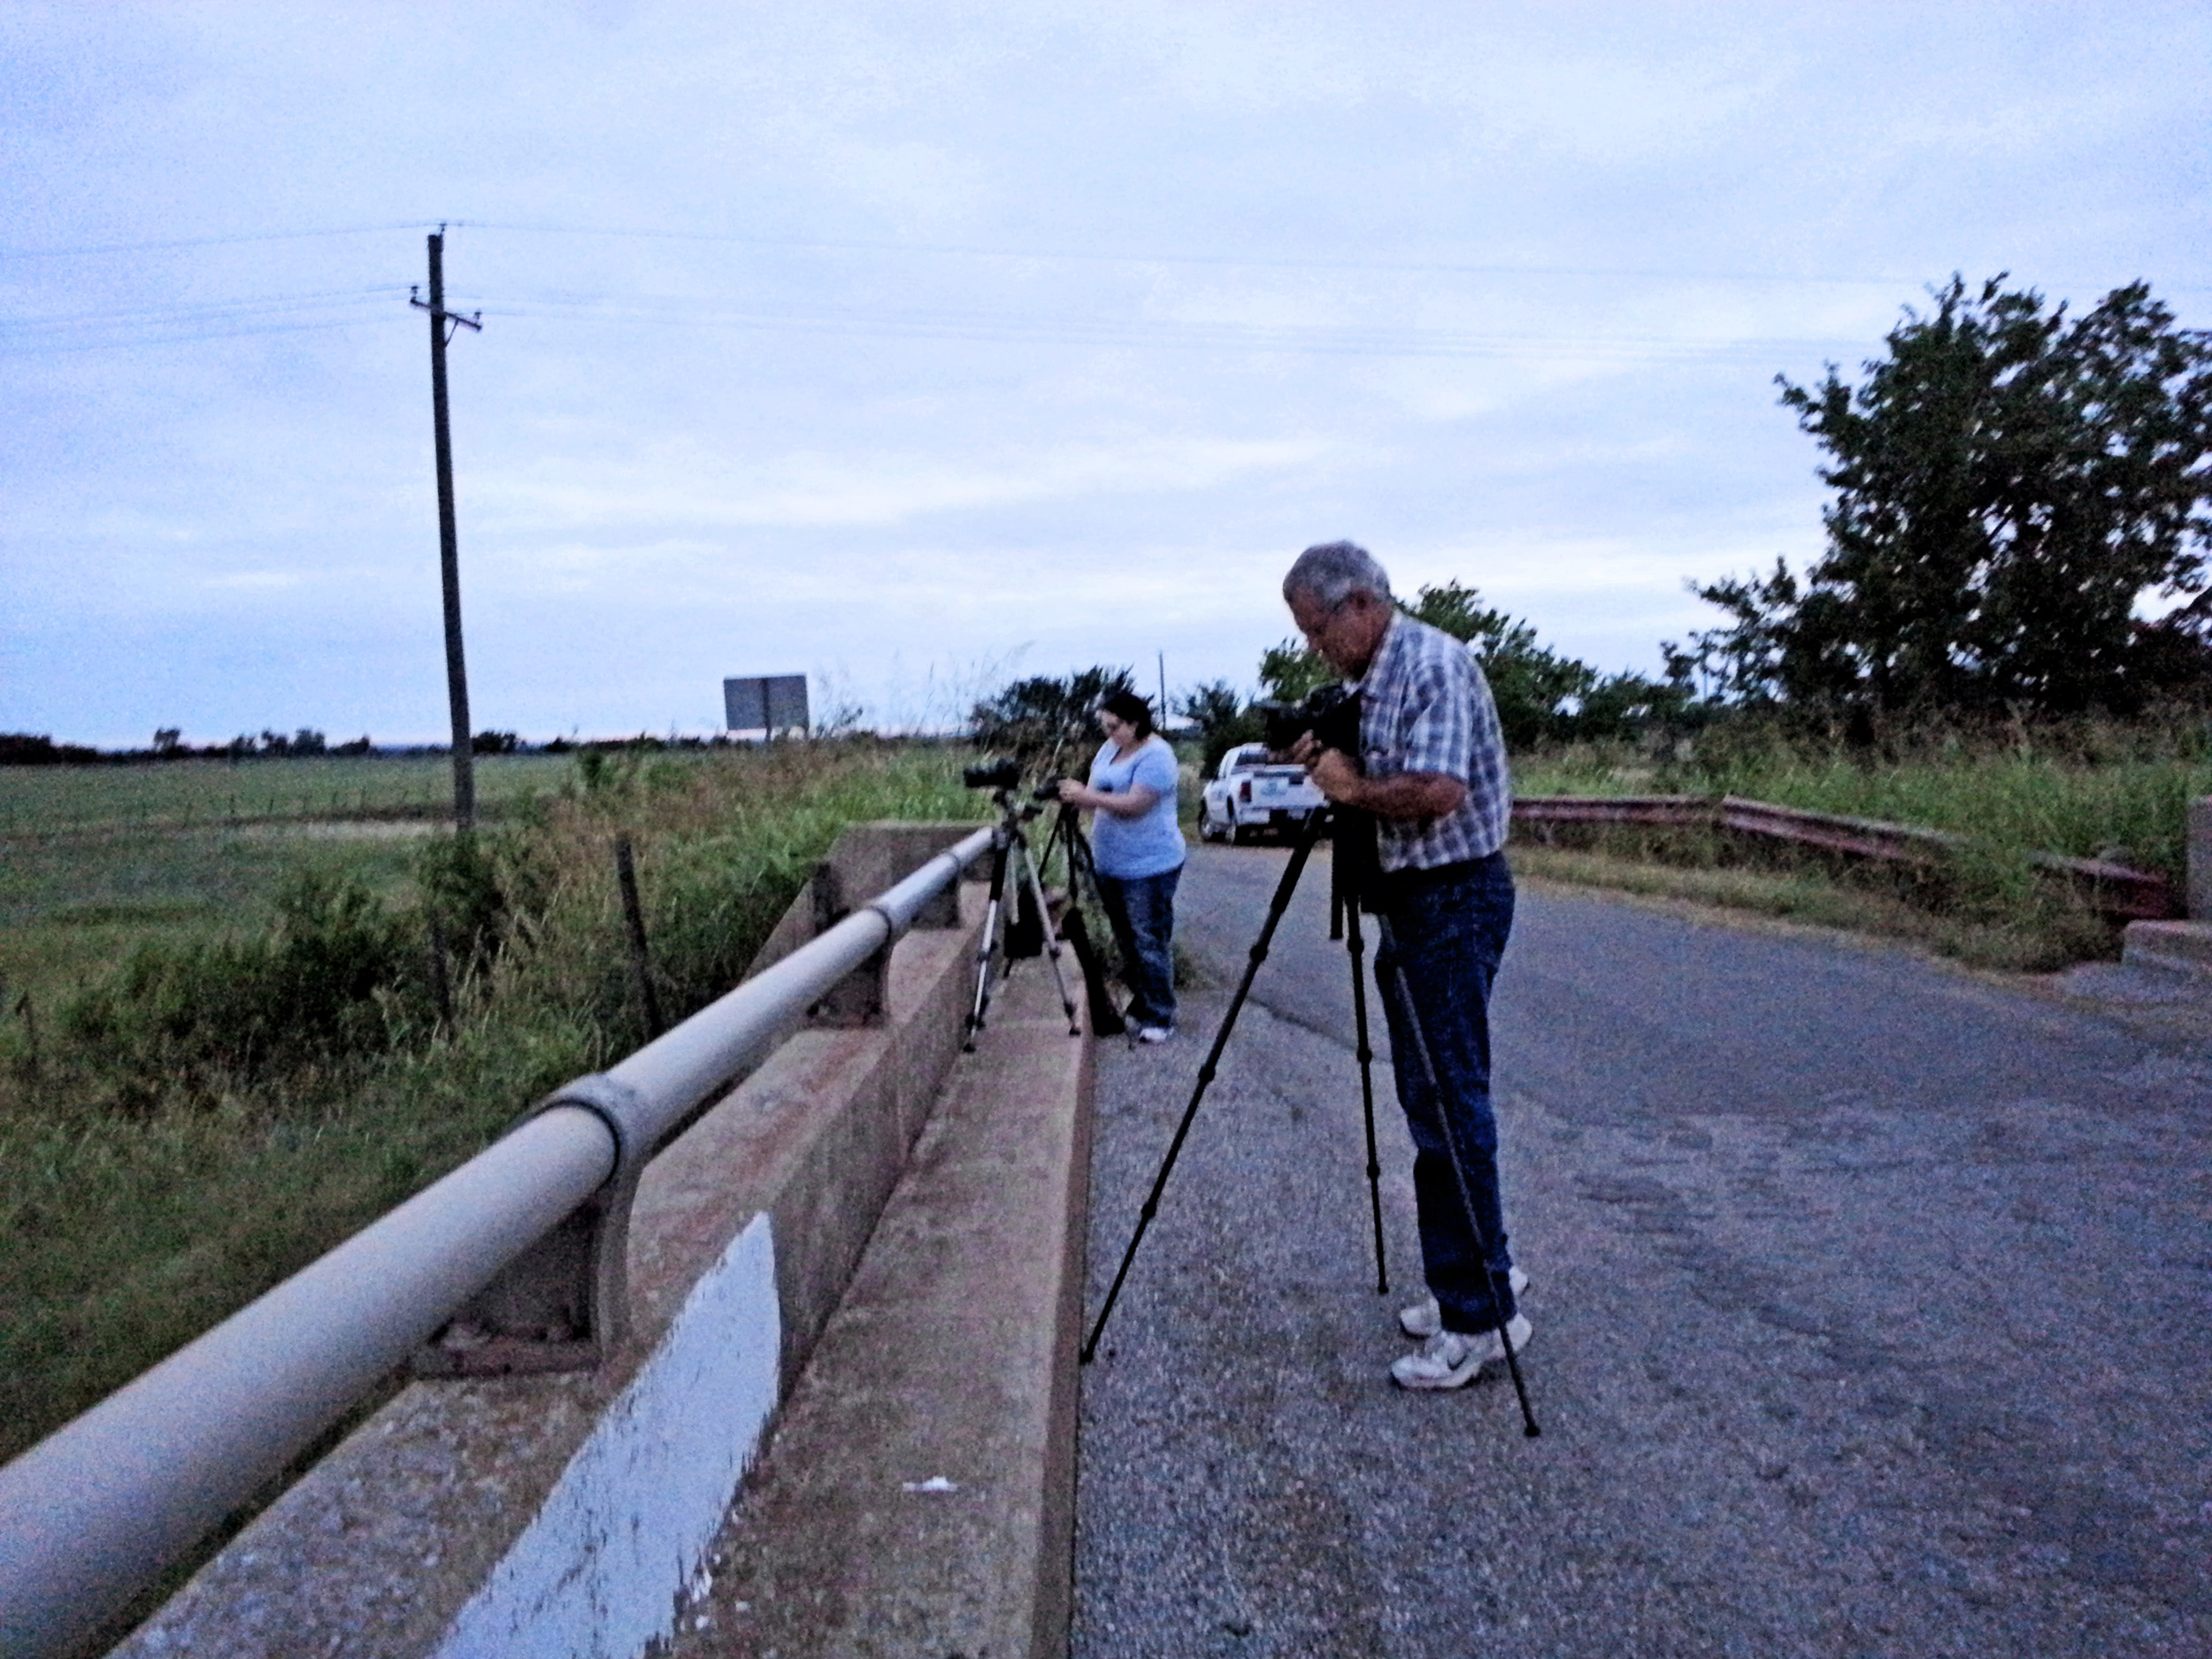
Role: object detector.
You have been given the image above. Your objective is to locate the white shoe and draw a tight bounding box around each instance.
[1390,1315,1533,1391]
[1133,1025,1173,1045]
[1398,1266,1529,1340]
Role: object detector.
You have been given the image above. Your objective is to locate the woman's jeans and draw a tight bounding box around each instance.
[1094,864,1181,1030]
[1371,852,1517,1335]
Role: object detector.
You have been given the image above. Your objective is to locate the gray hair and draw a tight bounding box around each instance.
[1282,540,1392,611]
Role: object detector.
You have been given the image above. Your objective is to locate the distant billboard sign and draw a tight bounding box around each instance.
[723,674,810,735]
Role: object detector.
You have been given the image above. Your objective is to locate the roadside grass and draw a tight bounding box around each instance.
[1509,841,2107,972]
[1510,718,2210,972]
[0,741,982,1464]
[1515,718,2211,880]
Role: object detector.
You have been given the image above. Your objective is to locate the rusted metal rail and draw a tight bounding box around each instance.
[1510,795,2178,921]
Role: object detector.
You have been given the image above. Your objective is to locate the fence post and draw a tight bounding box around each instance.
[2190,796,2211,922]
[614,837,664,1038]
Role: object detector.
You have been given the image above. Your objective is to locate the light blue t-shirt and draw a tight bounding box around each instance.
[1087,735,1186,879]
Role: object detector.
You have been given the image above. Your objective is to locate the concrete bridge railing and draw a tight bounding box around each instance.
[0,822,995,1659]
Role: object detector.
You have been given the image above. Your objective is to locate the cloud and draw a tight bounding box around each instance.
[469,434,1328,534]
[4,3,2207,744]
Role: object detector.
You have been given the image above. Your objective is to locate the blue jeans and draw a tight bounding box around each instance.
[1095,864,1180,1029]
[1371,854,1517,1335]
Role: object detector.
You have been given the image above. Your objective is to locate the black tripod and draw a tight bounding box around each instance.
[1080,809,1540,1437]
[1033,800,1128,1039]
[964,788,1081,1051]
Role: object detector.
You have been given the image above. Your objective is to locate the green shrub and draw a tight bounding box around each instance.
[58,871,417,1102]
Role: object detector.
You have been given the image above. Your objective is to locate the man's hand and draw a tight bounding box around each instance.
[1296,747,1468,822]
[1307,748,1363,803]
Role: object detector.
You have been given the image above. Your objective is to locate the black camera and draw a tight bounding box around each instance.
[1257,682,1362,756]
[962,757,1023,791]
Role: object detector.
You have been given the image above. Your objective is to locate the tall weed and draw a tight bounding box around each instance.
[1,741,980,1463]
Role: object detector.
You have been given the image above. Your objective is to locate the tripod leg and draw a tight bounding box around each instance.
[1083,818,1325,1363]
[1056,807,1127,1037]
[1343,906,1389,1295]
[964,831,1010,1051]
[1014,827,1082,1036]
[1374,914,1540,1438]
[1035,809,1066,885]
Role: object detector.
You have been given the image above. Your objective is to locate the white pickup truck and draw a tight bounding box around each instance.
[1197,742,1326,844]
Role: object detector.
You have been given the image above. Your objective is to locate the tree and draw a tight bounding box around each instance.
[1407,583,1602,749]
[1176,680,1264,775]
[970,665,1134,765]
[1689,275,2212,716]
[1261,580,1682,749]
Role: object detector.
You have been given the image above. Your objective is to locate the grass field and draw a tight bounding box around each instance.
[0,751,574,833]
[0,742,984,1467]
[0,752,583,1018]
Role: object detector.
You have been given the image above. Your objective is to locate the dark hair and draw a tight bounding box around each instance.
[1099,689,1155,738]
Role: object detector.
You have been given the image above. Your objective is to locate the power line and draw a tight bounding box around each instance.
[464,288,1870,364]
[0,316,392,358]
[0,223,440,260]
[15,214,2197,298]
[454,219,2212,297]
[0,286,408,334]
[455,218,1937,289]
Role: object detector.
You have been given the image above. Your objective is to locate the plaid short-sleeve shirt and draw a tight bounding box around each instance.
[1354,612,1513,871]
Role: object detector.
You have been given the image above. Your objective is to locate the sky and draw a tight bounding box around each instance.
[4,2,2208,747]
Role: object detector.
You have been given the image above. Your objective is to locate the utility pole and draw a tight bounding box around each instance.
[411,227,482,829]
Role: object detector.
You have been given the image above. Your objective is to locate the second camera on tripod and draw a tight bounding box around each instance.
[1257,681,1363,756]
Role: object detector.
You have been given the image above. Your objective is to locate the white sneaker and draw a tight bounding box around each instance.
[1398,1266,1529,1340]
[1134,1025,1173,1045]
[1389,1315,1533,1391]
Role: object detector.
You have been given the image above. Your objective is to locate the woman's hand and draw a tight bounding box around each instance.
[1065,780,1161,818]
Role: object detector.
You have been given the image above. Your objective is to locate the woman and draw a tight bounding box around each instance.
[1057,689,1185,1043]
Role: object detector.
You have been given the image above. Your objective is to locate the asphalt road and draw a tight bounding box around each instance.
[1070,842,2212,1658]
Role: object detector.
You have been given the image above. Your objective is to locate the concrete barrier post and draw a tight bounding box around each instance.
[807,863,888,1027]
[2190,796,2211,921]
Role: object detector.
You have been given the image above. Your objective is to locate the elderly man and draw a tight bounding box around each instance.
[1283,540,1530,1390]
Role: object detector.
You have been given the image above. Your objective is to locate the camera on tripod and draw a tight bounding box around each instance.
[1257,682,1362,757]
[962,757,1024,791]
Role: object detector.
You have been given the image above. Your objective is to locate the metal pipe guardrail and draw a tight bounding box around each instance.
[0,825,992,1659]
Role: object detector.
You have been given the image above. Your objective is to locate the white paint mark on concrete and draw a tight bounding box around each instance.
[432,1213,780,1659]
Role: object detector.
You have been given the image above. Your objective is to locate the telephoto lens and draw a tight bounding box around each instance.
[962,757,1023,790]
